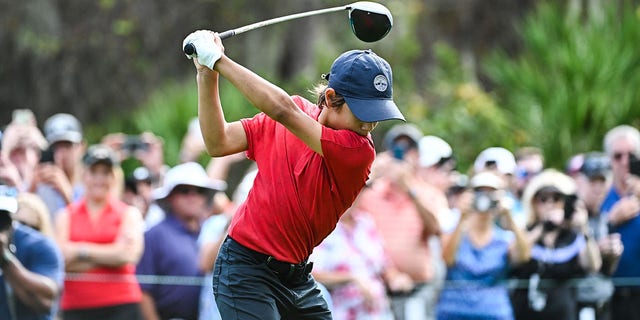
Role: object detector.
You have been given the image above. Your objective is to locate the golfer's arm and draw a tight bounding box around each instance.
[197,69,248,157]
[215,56,324,155]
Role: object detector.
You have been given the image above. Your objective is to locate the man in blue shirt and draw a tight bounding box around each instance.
[136,162,226,320]
[599,125,640,320]
[0,192,64,320]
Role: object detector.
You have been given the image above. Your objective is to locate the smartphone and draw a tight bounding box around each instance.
[563,194,578,220]
[630,154,640,177]
[122,135,149,153]
[39,148,55,164]
[12,109,35,125]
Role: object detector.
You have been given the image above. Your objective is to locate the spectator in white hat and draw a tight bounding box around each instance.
[473,147,526,228]
[136,162,226,320]
[438,171,529,319]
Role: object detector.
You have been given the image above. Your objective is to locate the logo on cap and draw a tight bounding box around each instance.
[373,75,388,92]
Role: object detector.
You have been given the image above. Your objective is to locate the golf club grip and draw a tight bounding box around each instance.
[183,30,236,56]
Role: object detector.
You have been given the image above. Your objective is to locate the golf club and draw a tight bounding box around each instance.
[183,1,392,57]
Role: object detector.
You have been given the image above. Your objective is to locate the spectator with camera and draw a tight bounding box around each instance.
[436,171,529,319]
[472,147,524,229]
[566,151,621,320]
[136,162,226,320]
[511,169,601,320]
[101,131,166,188]
[101,131,168,229]
[0,187,64,320]
[34,113,86,222]
[599,125,640,320]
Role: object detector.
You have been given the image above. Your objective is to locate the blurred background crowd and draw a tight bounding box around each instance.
[2,0,640,319]
[1,110,639,320]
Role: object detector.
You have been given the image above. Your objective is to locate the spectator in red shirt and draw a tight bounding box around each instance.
[54,144,145,320]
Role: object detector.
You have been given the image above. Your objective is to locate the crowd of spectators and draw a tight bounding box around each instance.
[0,110,639,320]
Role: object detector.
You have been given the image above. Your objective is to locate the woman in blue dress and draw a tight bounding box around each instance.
[437,171,530,319]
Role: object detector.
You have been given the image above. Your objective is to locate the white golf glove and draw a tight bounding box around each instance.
[182,30,222,70]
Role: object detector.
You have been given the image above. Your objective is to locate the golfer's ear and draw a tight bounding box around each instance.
[324,88,339,109]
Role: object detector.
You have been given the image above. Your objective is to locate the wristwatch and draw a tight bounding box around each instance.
[77,246,90,261]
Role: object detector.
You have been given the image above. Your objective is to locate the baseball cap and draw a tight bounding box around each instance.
[470,171,505,190]
[83,144,118,167]
[44,113,83,144]
[152,162,227,200]
[580,152,610,179]
[327,49,405,122]
[473,147,516,175]
[383,124,423,151]
[419,135,453,168]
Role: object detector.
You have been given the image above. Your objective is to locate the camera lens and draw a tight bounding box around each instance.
[0,211,12,232]
[473,191,496,212]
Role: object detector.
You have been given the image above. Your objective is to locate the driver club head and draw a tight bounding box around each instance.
[348,2,393,42]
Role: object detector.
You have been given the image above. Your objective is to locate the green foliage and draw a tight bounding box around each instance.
[127,79,256,167]
[484,0,640,168]
[413,43,514,173]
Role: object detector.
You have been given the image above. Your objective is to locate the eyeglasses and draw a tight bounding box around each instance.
[534,193,563,204]
[612,151,635,162]
[172,185,209,196]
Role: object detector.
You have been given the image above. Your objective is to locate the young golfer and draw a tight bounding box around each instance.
[183,30,405,319]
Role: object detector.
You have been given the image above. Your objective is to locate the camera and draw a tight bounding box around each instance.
[563,194,578,220]
[473,190,499,212]
[391,140,410,160]
[0,185,18,232]
[121,135,149,153]
[630,154,640,177]
[0,209,11,232]
[39,148,55,164]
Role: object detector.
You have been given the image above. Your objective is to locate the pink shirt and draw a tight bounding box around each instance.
[229,95,375,263]
[357,179,434,282]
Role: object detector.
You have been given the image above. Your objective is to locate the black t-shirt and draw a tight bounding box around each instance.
[510,228,585,320]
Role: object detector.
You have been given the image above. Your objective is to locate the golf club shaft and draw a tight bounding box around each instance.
[184,5,349,56]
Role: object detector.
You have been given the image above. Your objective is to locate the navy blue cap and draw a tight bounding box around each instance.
[327,50,405,122]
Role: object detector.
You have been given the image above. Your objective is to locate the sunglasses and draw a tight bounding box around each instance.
[612,151,635,161]
[172,185,209,196]
[516,168,540,180]
[534,193,564,204]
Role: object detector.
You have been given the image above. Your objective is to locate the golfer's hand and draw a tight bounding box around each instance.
[183,30,224,70]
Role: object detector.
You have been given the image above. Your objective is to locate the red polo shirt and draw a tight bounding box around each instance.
[229,95,375,263]
[62,197,142,309]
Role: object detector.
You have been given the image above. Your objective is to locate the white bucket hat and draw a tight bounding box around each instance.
[152,162,227,201]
